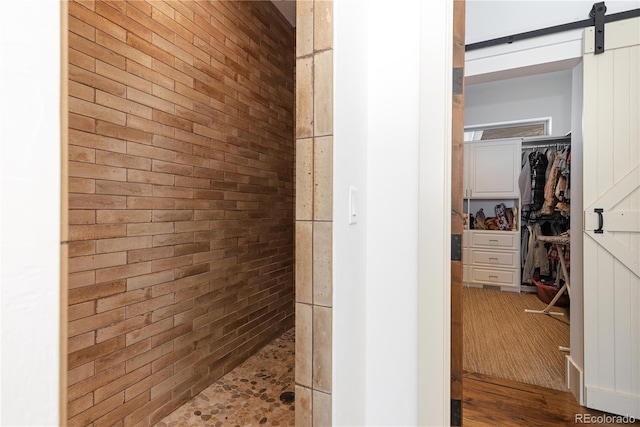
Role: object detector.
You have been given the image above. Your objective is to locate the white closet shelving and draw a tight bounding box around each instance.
[463,138,522,291]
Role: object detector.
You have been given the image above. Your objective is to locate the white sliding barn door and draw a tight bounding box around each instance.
[583,17,640,418]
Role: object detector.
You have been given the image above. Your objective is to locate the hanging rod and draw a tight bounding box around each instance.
[466,5,640,52]
[522,142,571,150]
[522,135,571,144]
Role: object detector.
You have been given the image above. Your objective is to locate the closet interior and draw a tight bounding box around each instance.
[463,134,572,304]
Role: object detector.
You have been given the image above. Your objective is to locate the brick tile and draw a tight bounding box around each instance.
[69,129,126,154]
[96,121,153,145]
[125,341,173,374]
[68,361,95,386]
[70,96,127,126]
[96,210,152,224]
[70,209,97,225]
[67,178,96,196]
[68,393,94,420]
[152,185,194,199]
[69,34,126,71]
[70,193,126,210]
[69,80,95,102]
[69,301,96,321]
[70,161,127,182]
[68,336,126,370]
[69,331,96,353]
[151,300,192,323]
[94,339,152,374]
[68,392,124,427]
[69,271,96,289]
[126,222,174,237]
[69,224,127,241]
[126,115,176,140]
[69,14,96,41]
[95,60,152,94]
[96,313,152,344]
[68,363,125,402]
[95,262,152,284]
[152,232,193,247]
[126,318,173,346]
[127,196,176,209]
[93,391,150,427]
[96,236,152,254]
[69,112,96,133]
[97,288,151,314]
[69,279,126,305]
[99,30,152,68]
[69,1,127,42]
[124,366,172,404]
[126,270,175,291]
[152,210,193,223]
[69,252,127,274]
[69,47,96,71]
[125,60,174,91]
[69,308,126,338]
[96,90,152,119]
[127,88,175,115]
[96,151,151,172]
[127,246,174,264]
[151,255,192,272]
[151,135,193,155]
[96,180,153,197]
[149,322,193,349]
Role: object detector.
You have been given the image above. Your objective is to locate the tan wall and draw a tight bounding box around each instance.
[65,1,294,425]
[295,1,334,425]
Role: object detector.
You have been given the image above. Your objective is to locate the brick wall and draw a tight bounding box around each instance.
[65,1,294,425]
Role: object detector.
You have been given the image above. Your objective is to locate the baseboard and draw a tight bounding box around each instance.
[566,355,584,405]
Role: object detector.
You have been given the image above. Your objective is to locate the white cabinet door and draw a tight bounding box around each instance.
[467,139,521,198]
[583,17,640,419]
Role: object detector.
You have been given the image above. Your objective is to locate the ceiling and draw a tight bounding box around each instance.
[270,0,296,27]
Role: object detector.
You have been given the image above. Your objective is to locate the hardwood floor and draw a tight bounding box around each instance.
[463,371,639,426]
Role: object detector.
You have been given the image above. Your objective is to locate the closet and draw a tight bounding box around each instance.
[519,136,572,298]
[462,135,572,294]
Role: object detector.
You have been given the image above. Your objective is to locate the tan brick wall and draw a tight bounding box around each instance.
[65,1,294,425]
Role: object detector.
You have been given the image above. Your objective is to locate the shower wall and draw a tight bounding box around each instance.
[65,1,294,425]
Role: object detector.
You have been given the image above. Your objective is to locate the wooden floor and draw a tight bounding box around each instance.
[463,371,639,426]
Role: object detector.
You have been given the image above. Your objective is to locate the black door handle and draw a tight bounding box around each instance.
[594,208,604,234]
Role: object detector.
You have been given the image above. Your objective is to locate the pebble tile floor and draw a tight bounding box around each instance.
[155,328,295,427]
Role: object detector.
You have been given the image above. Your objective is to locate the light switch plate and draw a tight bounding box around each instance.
[349,186,358,225]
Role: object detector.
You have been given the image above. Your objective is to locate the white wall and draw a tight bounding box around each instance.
[333,1,452,426]
[0,1,61,426]
[333,0,420,424]
[333,0,369,424]
[364,1,421,424]
[465,69,574,136]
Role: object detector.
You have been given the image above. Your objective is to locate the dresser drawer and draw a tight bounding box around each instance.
[469,249,518,268]
[471,231,517,249]
[467,266,519,288]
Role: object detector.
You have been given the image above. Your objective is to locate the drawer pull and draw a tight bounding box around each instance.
[489,275,499,280]
[489,239,498,245]
[489,257,498,263]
